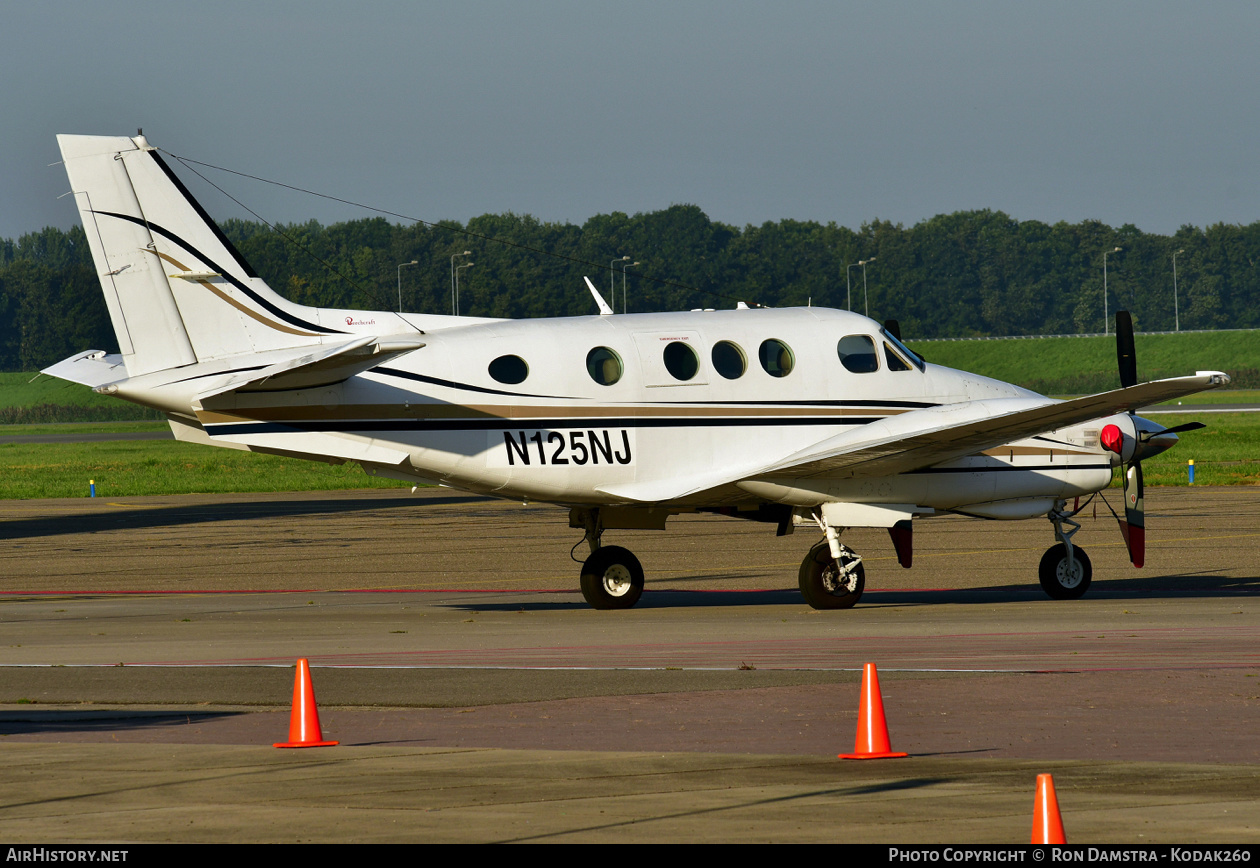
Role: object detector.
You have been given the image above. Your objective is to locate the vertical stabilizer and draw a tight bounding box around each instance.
[57,134,333,377]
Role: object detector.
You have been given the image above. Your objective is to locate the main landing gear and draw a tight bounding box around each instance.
[798,539,865,609]
[1039,499,1092,600]
[798,509,865,610]
[575,508,644,609]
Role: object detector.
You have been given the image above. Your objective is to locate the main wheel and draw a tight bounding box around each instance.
[580,545,645,609]
[798,540,865,610]
[1038,543,1092,600]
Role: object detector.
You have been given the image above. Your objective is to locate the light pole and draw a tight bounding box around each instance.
[450,250,471,316]
[859,257,876,318]
[455,262,474,316]
[620,261,639,313]
[1103,247,1121,335]
[397,260,418,313]
[610,256,629,301]
[846,262,860,312]
[1172,248,1184,332]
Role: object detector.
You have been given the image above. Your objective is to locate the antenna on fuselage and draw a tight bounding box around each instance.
[583,276,614,316]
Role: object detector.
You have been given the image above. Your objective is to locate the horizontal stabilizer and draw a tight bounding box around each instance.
[41,351,127,388]
[198,336,426,399]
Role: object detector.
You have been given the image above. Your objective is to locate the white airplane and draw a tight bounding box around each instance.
[45,133,1229,609]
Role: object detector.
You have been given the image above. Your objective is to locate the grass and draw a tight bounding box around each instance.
[0,372,161,423]
[1140,411,1260,486]
[0,437,407,500]
[907,330,1260,395]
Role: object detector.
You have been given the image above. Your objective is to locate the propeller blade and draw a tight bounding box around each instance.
[884,319,902,341]
[1119,461,1145,568]
[1115,310,1137,389]
[1160,421,1207,435]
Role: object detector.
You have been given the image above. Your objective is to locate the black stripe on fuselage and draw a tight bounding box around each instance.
[371,366,574,400]
[90,210,344,336]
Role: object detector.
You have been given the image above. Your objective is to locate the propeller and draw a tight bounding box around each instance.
[1100,312,1208,568]
[1114,312,1144,566]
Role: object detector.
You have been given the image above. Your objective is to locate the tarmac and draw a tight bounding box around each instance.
[0,485,1257,843]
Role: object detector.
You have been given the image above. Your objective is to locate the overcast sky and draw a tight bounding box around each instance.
[3,1,1258,241]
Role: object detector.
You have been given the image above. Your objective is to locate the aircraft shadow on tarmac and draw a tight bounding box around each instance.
[0,496,484,540]
[446,570,1259,612]
[0,709,242,736]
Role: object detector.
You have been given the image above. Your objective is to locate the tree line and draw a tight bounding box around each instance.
[3,207,1259,371]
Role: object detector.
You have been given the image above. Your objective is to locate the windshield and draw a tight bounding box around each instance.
[879,328,925,372]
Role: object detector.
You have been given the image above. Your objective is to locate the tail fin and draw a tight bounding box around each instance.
[58,134,338,377]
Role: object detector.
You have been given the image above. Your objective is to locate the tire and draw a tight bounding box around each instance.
[580,545,645,610]
[1038,543,1092,600]
[798,540,865,610]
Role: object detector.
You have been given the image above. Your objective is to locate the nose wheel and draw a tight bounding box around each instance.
[580,545,645,609]
[1038,543,1092,599]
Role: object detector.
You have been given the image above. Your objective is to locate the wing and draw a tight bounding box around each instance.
[595,372,1230,503]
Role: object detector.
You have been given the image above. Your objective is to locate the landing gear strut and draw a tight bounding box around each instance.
[1040,499,1092,600]
[575,507,645,609]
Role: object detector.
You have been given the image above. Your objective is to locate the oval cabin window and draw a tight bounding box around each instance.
[488,354,529,384]
[662,340,699,381]
[586,346,624,386]
[711,340,746,379]
[758,339,794,378]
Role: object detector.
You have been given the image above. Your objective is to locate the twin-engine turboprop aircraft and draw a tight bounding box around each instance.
[45,133,1229,609]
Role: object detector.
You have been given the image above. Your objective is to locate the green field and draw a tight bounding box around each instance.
[0,434,407,499]
[0,372,161,423]
[907,329,1260,395]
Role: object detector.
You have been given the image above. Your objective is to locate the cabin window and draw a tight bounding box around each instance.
[488,354,529,384]
[758,339,794,378]
[836,335,878,373]
[711,340,746,379]
[883,342,912,372]
[586,346,624,386]
[662,340,699,381]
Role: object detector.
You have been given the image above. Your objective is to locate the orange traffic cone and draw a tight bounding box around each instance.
[839,662,908,759]
[273,658,339,748]
[1031,773,1067,844]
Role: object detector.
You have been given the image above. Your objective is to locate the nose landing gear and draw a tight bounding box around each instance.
[1040,499,1092,599]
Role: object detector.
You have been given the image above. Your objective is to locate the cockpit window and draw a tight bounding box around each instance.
[711,340,746,379]
[662,340,699,381]
[586,346,623,386]
[488,354,529,384]
[758,339,794,378]
[884,343,912,371]
[836,335,878,373]
[880,328,925,372]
